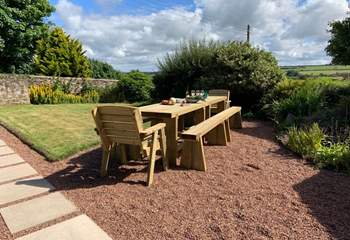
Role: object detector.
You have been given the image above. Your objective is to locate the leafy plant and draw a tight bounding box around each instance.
[286,123,325,159]
[89,59,121,79]
[34,27,92,77]
[272,85,323,126]
[315,142,350,173]
[118,70,154,102]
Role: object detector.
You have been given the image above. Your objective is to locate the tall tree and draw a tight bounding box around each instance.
[34,27,92,77]
[325,17,350,65]
[0,0,54,73]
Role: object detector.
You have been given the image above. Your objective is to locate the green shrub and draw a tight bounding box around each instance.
[316,142,350,173]
[286,123,325,159]
[273,79,305,100]
[98,83,120,103]
[29,84,99,104]
[261,79,305,118]
[272,85,323,126]
[154,40,284,111]
[154,40,220,98]
[118,70,154,102]
[89,59,121,79]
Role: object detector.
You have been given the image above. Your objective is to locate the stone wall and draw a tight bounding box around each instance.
[0,74,118,105]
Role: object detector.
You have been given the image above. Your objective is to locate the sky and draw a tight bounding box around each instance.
[49,0,350,71]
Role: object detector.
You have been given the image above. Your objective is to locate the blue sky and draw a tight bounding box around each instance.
[50,0,196,16]
[50,0,350,71]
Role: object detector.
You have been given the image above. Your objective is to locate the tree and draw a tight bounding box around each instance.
[34,27,92,77]
[0,0,54,73]
[325,17,350,65]
[89,59,121,79]
[154,40,284,111]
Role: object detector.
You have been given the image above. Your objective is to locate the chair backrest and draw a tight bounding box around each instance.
[92,105,144,146]
[208,89,230,99]
[191,90,204,96]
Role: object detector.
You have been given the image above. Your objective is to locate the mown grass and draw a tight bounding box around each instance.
[0,104,100,161]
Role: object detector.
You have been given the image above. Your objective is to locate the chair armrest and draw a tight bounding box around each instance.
[141,123,166,136]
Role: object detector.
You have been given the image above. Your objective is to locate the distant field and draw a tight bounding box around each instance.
[281,65,350,78]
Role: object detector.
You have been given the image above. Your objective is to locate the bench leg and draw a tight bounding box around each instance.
[216,123,227,146]
[206,123,227,146]
[230,111,242,129]
[206,128,216,145]
[192,138,206,171]
[225,120,231,142]
[181,138,206,171]
[101,146,111,177]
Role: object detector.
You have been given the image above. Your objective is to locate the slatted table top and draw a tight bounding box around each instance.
[140,96,227,118]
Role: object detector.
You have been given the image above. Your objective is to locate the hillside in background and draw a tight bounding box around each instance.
[281,65,350,79]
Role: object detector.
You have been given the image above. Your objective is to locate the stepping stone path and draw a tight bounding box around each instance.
[0,154,25,168]
[0,164,37,184]
[0,139,112,240]
[1,192,78,233]
[0,176,54,205]
[0,146,15,156]
[16,215,112,240]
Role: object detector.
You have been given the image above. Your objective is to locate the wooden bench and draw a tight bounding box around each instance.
[181,106,242,171]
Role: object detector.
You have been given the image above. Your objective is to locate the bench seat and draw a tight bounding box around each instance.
[181,106,242,171]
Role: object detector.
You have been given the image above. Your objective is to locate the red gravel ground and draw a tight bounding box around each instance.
[1,121,350,240]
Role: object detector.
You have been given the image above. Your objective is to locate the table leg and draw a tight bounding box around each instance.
[217,100,225,112]
[194,107,205,124]
[178,115,185,132]
[205,106,210,119]
[164,117,178,167]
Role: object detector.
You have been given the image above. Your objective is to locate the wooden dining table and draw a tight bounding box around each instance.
[140,96,227,166]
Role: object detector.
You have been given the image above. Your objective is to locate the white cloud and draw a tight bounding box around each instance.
[56,0,83,30]
[55,0,349,71]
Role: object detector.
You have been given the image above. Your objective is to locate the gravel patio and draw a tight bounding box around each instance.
[1,121,349,240]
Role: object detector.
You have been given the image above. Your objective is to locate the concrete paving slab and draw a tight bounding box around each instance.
[0,176,55,205]
[0,164,37,184]
[0,146,14,156]
[0,154,25,168]
[16,215,112,240]
[0,139,6,146]
[0,192,77,233]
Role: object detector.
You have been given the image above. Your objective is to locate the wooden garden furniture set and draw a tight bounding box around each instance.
[92,90,242,186]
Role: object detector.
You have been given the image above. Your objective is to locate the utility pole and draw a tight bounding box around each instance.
[246,24,250,43]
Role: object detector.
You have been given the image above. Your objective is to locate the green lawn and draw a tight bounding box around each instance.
[0,104,101,161]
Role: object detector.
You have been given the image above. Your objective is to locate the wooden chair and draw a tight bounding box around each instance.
[209,89,231,115]
[181,106,242,171]
[92,105,167,186]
